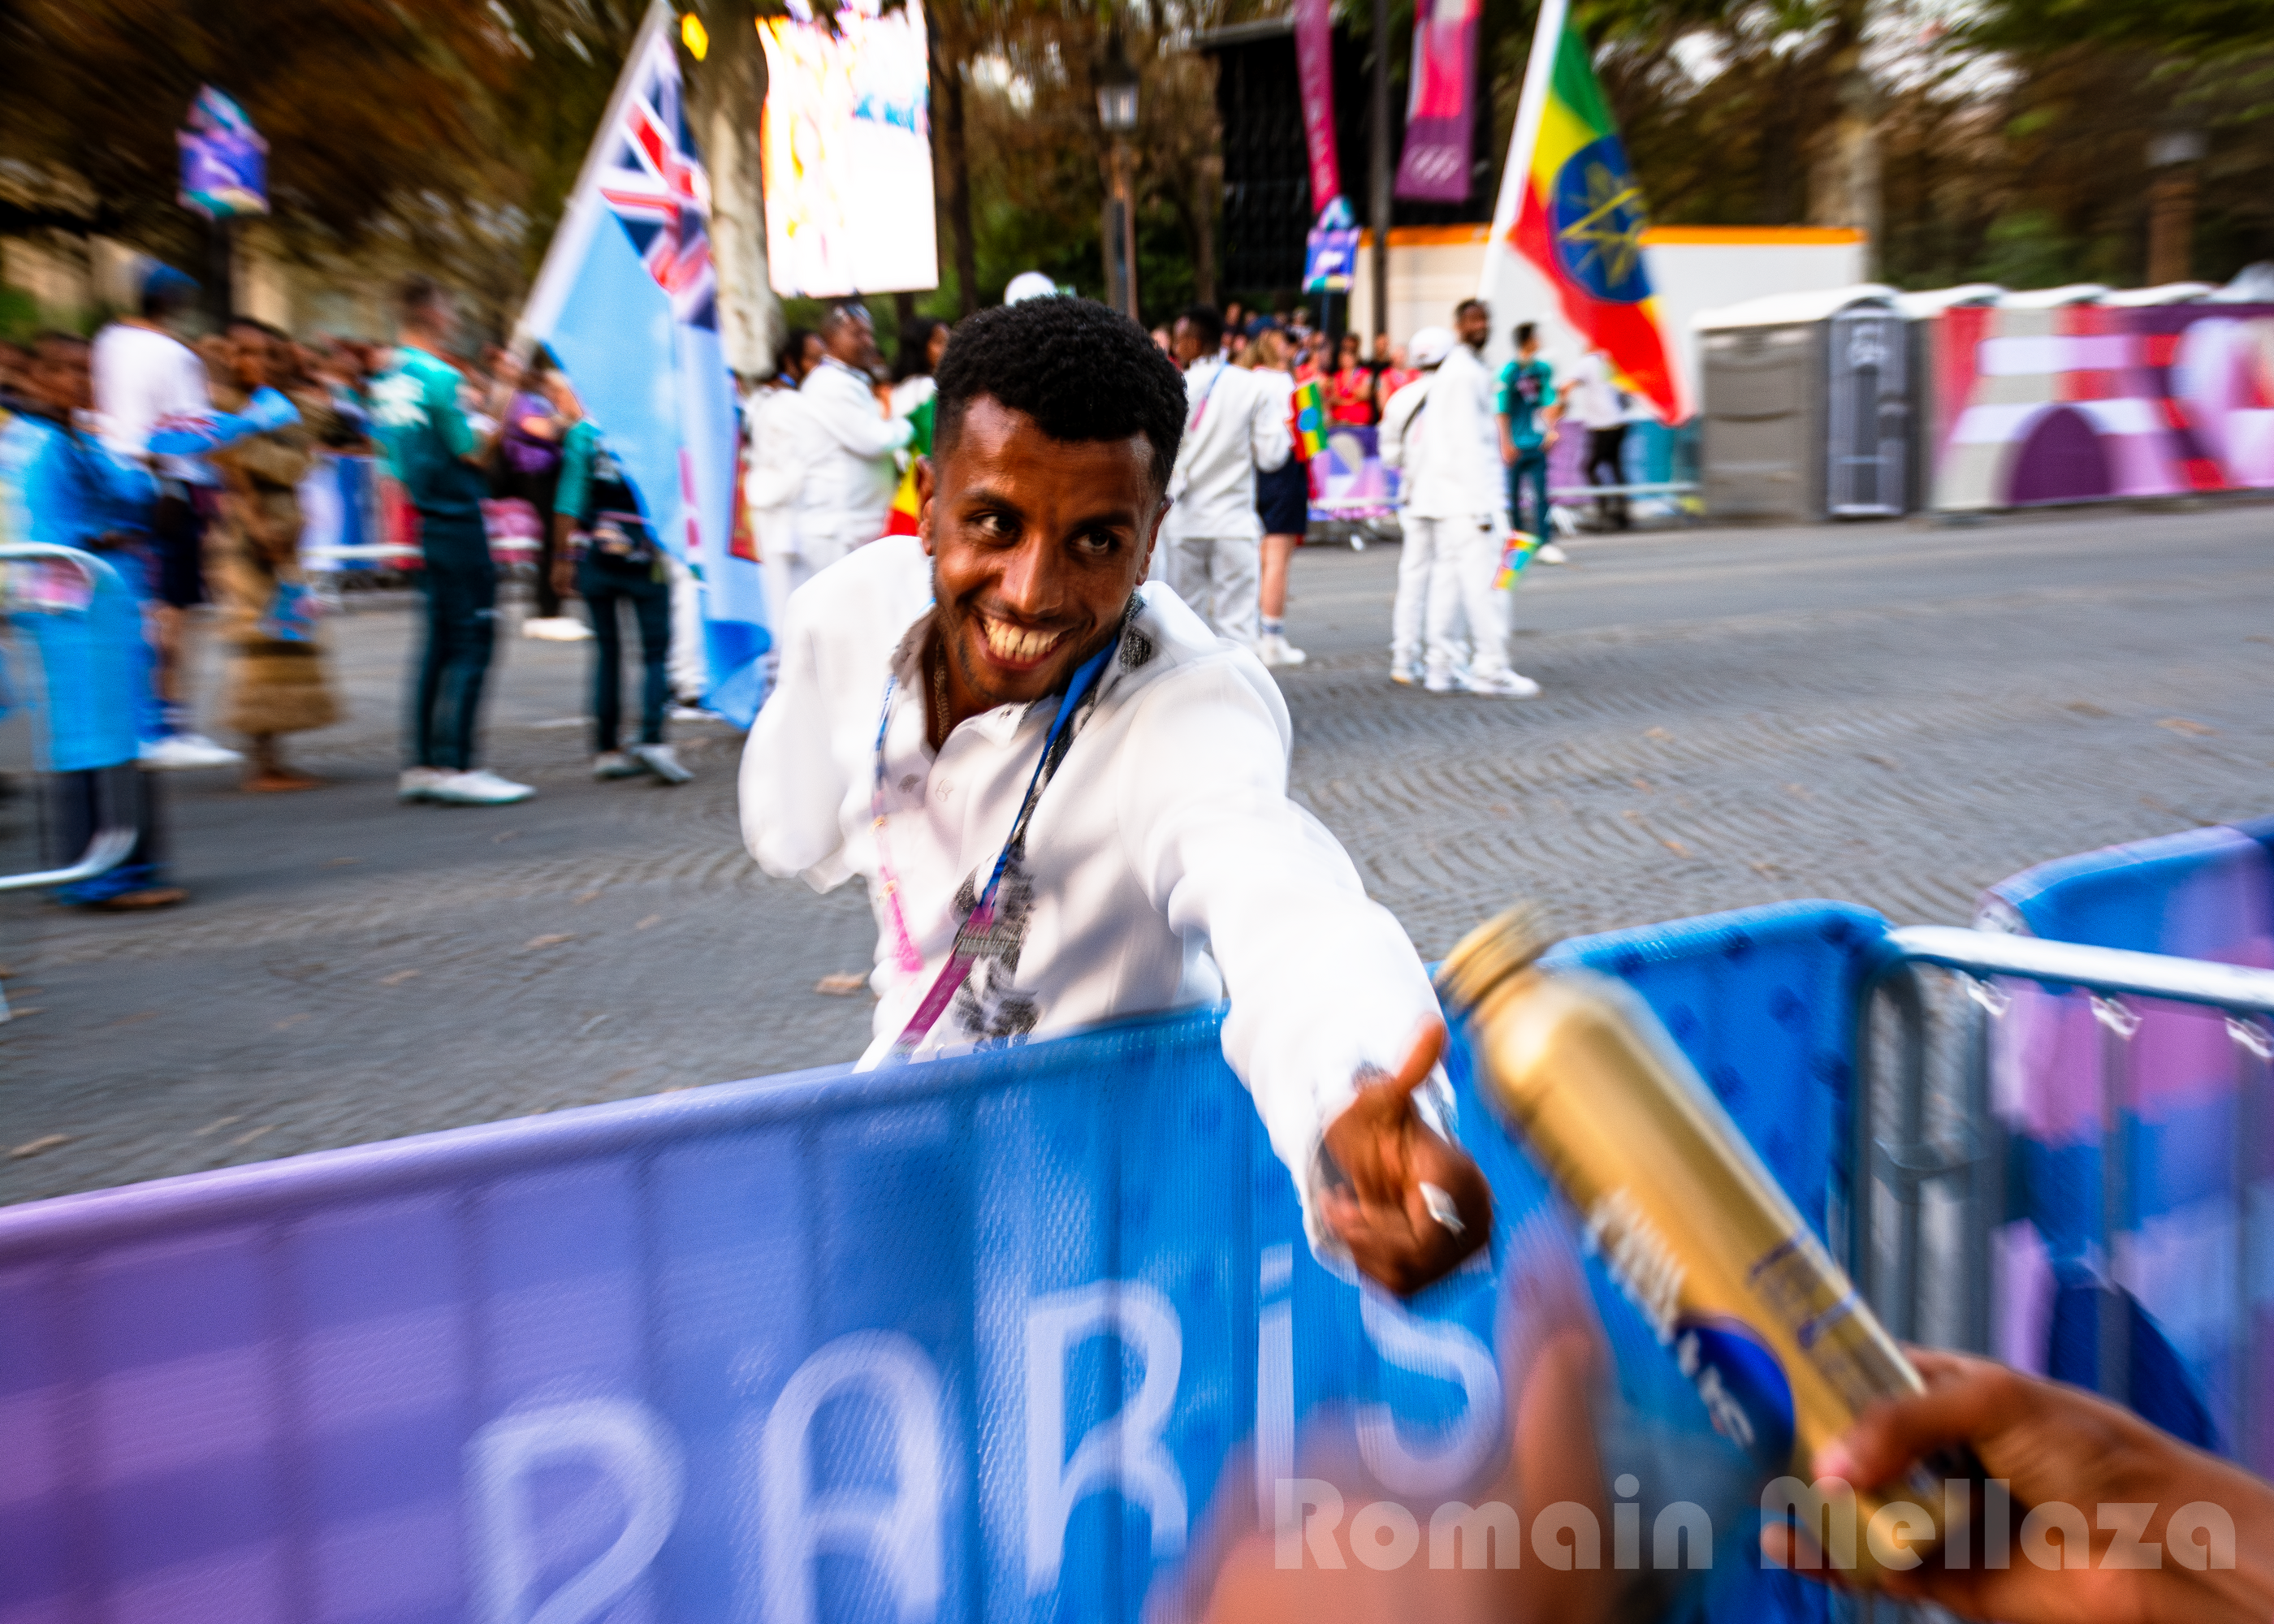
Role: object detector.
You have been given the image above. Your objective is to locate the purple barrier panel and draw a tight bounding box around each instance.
[1981,819,2274,1475]
[0,902,1891,1624]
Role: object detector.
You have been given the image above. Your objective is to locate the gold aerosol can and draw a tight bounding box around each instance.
[1437,907,1964,1582]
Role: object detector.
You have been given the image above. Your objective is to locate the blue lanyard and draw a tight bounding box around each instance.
[884,633,1118,1056]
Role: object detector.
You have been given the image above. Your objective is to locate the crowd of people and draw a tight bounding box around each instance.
[2,257,1645,912]
[0,268,714,908]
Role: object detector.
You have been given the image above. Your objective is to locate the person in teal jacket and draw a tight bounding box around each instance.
[370,276,532,807]
[0,332,181,908]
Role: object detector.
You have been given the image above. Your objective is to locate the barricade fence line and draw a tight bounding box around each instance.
[0,544,139,913]
[0,901,1892,1624]
[1857,926,2274,1479]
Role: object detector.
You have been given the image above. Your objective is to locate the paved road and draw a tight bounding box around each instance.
[4,503,2270,1203]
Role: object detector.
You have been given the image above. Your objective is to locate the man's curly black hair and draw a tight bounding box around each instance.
[933,296,1187,493]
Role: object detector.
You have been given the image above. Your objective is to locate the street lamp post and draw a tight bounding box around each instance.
[2145,127,2207,287]
[1097,27,1140,322]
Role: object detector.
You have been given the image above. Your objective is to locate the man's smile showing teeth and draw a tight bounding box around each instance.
[979,616,1066,667]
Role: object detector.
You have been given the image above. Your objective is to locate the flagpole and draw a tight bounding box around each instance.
[1476,0,1568,314]
[511,0,678,352]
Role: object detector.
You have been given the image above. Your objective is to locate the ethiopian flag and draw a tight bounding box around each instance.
[882,391,936,537]
[1484,0,1683,421]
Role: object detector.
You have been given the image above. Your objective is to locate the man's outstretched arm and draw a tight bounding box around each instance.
[1122,660,1490,1293]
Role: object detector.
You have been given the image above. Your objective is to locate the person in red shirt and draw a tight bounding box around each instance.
[1327,331,1376,426]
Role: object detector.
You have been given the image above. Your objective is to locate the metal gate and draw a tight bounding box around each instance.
[1827,309,1910,516]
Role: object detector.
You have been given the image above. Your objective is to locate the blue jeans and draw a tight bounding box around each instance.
[1508,447,1551,539]
[409,525,498,771]
[579,556,672,752]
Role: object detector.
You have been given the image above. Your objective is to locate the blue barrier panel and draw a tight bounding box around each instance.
[0,901,1887,1624]
[1981,823,2274,1473]
[1985,820,2274,965]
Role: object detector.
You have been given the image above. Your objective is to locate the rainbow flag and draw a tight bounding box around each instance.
[1494,529,1541,590]
[1485,0,1683,421]
[1290,377,1327,460]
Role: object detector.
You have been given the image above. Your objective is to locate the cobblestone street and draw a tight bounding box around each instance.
[5,503,2271,1203]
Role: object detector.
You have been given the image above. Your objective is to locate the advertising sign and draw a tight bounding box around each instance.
[177,85,268,220]
[759,0,940,296]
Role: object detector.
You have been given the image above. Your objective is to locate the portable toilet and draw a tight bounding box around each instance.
[1697,284,1898,522]
[1895,283,2002,512]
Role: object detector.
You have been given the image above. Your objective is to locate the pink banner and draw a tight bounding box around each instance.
[1394,0,1480,202]
[1292,0,1341,215]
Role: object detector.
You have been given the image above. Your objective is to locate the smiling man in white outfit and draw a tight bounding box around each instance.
[740,296,1487,1295]
[1158,304,1290,649]
[1379,300,1539,698]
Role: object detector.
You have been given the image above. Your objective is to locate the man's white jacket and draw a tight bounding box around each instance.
[1378,344,1505,520]
[793,356,911,555]
[1161,357,1290,542]
[744,382,815,559]
[740,535,1442,1260]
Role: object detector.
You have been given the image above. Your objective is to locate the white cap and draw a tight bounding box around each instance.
[1407,326,1457,369]
[1004,271,1060,304]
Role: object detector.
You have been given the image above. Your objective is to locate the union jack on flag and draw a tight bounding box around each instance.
[597,32,716,328]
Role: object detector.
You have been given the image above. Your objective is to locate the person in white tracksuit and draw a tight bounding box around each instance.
[1160,304,1290,646]
[744,327,824,675]
[1377,304,1540,697]
[793,303,913,574]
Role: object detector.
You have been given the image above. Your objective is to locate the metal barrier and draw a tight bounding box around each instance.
[1855,925,2274,1476]
[0,900,1888,1624]
[0,542,138,911]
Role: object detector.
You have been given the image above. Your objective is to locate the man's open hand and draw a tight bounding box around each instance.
[1321,1018,1493,1294]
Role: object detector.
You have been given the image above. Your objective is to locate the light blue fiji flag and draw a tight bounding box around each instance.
[513,3,770,725]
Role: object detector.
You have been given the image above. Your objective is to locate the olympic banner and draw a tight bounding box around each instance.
[1291,0,1342,217]
[1394,0,1482,203]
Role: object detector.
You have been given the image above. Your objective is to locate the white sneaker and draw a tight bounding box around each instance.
[629,742,693,784]
[1390,663,1419,686]
[399,766,449,802]
[1423,669,1455,693]
[1463,668,1541,698]
[521,616,593,641]
[140,733,244,770]
[429,768,535,806]
[1537,542,1569,565]
[668,703,715,723]
[593,750,644,780]
[1256,633,1308,667]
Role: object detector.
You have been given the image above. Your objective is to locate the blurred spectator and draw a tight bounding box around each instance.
[551,382,691,785]
[1566,344,1632,531]
[746,326,822,639]
[91,264,242,771]
[1,331,185,908]
[496,346,583,641]
[888,318,949,427]
[371,275,532,806]
[203,318,341,791]
[1381,307,1538,697]
[1161,303,1290,647]
[1150,324,1174,353]
[1328,331,1376,426]
[1220,299,1247,356]
[1375,340,1419,402]
[1496,321,1565,562]
[794,301,912,572]
[1242,321,1309,668]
